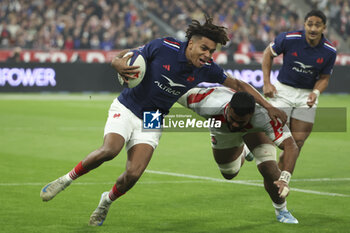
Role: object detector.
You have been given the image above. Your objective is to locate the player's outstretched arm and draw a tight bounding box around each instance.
[223,76,287,126]
[273,136,299,198]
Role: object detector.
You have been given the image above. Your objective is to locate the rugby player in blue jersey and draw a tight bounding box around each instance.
[40,15,286,226]
[262,10,337,169]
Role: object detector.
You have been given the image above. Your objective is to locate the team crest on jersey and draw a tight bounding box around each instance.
[163,65,170,71]
[316,57,324,64]
[291,51,298,57]
[113,113,121,118]
[187,76,195,82]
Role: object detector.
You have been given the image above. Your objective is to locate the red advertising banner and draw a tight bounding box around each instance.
[1,50,350,65]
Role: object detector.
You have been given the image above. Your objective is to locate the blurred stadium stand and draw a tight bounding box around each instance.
[0,0,349,64]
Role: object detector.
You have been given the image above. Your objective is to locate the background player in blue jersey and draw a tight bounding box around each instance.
[262,10,337,168]
[40,16,286,226]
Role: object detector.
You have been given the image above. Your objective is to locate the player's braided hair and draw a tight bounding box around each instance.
[229,92,256,116]
[186,15,229,45]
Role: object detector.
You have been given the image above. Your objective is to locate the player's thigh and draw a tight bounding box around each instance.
[212,146,243,164]
[210,130,245,150]
[290,106,317,124]
[126,143,154,176]
[102,132,125,154]
[290,117,313,143]
[291,86,317,123]
[269,82,295,117]
[125,126,162,151]
[243,132,277,166]
[210,129,245,163]
[243,132,273,150]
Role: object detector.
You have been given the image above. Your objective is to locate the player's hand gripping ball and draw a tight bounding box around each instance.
[118,51,146,88]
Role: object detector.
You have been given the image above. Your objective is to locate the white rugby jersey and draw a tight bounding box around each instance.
[180,87,291,146]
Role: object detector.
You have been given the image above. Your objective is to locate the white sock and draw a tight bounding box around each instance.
[105,193,113,204]
[273,201,287,215]
[243,144,250,157]
[63,173,73,183]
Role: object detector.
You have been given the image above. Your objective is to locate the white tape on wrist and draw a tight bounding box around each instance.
[312,89,320,98]
[280,186,290,198]
[279,171,291,184]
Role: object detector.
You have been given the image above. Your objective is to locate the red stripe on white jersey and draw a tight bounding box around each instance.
[187,88,215,105]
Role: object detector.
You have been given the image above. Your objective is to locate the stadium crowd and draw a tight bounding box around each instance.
[0,0,346,52]
[307,0,350,42]
[0,0,161,50]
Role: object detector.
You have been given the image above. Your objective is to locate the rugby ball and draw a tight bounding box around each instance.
[118,51,146,88]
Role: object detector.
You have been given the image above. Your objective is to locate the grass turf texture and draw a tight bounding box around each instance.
[0,93,349,233]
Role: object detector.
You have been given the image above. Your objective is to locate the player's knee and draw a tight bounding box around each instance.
[98,146,120,161]
[221,172,238,180]
[217,157,241,180]
[295,140,305,150]
[253,144,276,165]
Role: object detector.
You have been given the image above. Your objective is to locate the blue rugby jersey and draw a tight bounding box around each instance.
[118,37,227,119]
[271,30,337,89]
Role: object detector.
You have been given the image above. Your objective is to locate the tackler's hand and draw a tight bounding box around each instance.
[267,107,287,127]
[274,180,290,198]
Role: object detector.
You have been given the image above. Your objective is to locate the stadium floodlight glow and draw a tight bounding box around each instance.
[0,68,56,87]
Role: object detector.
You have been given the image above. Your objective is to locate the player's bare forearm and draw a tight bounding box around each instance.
[262,46,274,85]
[223,76,287,125]
[313,74,330,93]
[278,137,299,174]
[307,74,330,107]
[262,46,278,98]
[223,76,268,106]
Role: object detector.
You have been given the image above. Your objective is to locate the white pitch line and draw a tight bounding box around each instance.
[1,171,349,197]
[289,178,350,182]
[234,178,350,183]
[145,170,350,197]
[2,177,349,186]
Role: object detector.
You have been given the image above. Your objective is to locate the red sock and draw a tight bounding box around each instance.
[68,161,89,180]
[108,184,125,201]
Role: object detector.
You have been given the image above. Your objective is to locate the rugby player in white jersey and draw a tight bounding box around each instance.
[178,86,299,224]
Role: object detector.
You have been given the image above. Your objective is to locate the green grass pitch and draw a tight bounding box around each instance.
[0,93,349,233]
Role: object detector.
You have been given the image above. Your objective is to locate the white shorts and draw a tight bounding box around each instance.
[104,99,162,151]
[269,81,317,123]
[210,127,245,149]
